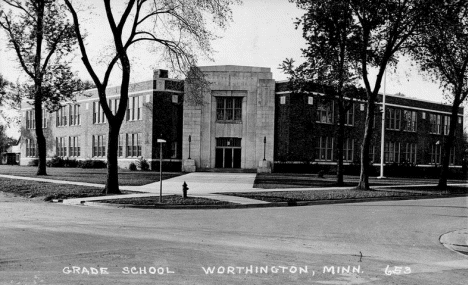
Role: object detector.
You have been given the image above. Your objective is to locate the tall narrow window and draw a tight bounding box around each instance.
[26,139,37,157]
[403,110,417,132]
[386,108,401,130]
[431,143,442,164]
[345,104,354,126]
[443,115,450,135]
[343,138,354,162]
[384,142,400,163]
[69,136,80,157]
[402,143,417,164]
[56,137,67,157]
[118,134,124,157]
[92,135,106,157]
[429,114,441,134]
[317,136,334,161]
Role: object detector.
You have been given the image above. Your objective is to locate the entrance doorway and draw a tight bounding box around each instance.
[215,137,241,168]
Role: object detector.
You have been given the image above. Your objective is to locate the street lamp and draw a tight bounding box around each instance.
[378,70,387,179]
[188,135,191,159]
[263,136,266,161]
[157,138,166,203]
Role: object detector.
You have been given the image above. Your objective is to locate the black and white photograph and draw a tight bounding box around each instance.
[0,0,467,284]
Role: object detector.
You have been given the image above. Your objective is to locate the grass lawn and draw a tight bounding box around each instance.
[0,165,181,186]
[254,173,467,189]
[0,177,110,201]
[224,186,468,203]
[95,195,234,206]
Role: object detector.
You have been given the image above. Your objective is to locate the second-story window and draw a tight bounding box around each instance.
[429,113,441,134]
[26,110,36,129]
[345,104,354,126]
[69,104,81,126]
[93,101,106,124]
[56,107,68,127]
[386,108,401,130]
[403,110,417,132]
[126,96,143,121]
[216,97,242,122]
[443,115,450,135]
[316,101,333,124]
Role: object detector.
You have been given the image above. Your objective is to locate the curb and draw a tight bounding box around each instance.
[58,192,468,209]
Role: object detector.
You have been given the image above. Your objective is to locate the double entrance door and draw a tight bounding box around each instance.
[215,137,241,168]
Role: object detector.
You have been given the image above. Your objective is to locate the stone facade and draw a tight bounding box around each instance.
[182,66,275,171]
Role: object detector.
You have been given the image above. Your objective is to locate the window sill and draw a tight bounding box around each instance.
[315,122,334,125]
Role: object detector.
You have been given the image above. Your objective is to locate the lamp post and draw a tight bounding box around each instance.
[157,138,166,203]
[263,136,266,161]
[378,70,387,179]
[188,135,191,159]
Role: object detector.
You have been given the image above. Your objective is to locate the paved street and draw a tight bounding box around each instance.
[1,192,467,285]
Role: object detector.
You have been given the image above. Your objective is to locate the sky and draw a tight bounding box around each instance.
[0,0,466,137]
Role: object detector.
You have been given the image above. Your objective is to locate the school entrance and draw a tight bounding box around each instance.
[215,137,241,168]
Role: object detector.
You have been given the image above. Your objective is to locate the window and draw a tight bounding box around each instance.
[458,116,462,124]
[449,147,456,165]
[280,96,286,105]
[126,133,142,157]
[384,142,400,163]
[345,104,354,126]
[110,98,120,115]
[429,114,441,134]
[118,134,124,157]
[56,106,68,127]
[403,110,417,132]
[26,139,37,157]
[430,143,442,164]
[316,101,333,124]
[172,94,178,104]
[307,96,313,105]
[443,115,450,135]
[92,135,106,157]
[93,101,106,124]
[69,136,80,157]
[69,104,81,126]
[171,141,177,158]
[216,97,242,122]
[385,108,401,130]
[56,137,67,157]
[402,143,417,164]
[26,110,36,129]
[317,136,334,161]
[369,144,378,163]
[126,96,143,121]
[343,138,354,162]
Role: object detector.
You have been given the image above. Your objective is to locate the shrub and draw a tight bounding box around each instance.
[135,157,149,171]
[27,159,39,166]
[78,159,107,169]
[129,162,137,171]
[47,156,64,167]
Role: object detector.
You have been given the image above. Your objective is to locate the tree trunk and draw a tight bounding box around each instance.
[34,97,47,176]
[104,122,122,195]
[437,100,460,189]
[336,102,345,186]
[357,99,375,190]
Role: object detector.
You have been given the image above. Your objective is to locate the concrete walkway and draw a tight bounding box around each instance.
[1,172,465,206]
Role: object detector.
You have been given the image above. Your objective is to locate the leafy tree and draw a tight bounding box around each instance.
[347,0,432,189]
[282,0,363,186]
[0,0,77,175]
[64,0,239,194]
[410,0,468,188]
